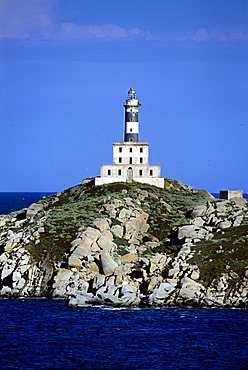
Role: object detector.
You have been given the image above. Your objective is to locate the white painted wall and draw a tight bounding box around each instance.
[95,176,164,189]
[113,143,149,165]
[126,121,139,134]
[100,164,160,178]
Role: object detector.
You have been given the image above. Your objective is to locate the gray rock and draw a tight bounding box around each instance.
[69,293,95,307]
[233,216,243,227]
[177,225,199,240]
[191,217,204,227]
[149,282,176,305]
[96,283,119,304]
[119,283,140,306]
[191,205,207,218]
[26,203,43,218]
[217,221,231,230]
[190,270,200,280]
[178,277,204,300]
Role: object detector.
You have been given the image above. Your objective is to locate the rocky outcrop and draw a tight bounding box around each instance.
[0,181,247,308]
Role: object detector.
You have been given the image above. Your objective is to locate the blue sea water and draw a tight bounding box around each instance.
[0,300,247,370]
[0,192,54,215]
[0,193,247,369]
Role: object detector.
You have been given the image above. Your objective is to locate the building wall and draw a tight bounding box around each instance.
[100,164,160,178]
[95,176,165,189]
[113,142,149,165]
[220,190,243,200]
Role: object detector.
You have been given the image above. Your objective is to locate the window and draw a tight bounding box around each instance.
[118,169,121,176]
[140,157,143,164]
[140,148,143,153]
[119,147,122,153]
[130,138,133,142]
[130,128,133,132]
[129,157,132,164]
[129,148,132,153]
[119,157,122,163]
[150,169,153,176]
[139,170,143,176]
[108,169,111,176]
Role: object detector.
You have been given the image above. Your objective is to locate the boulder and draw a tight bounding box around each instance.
[177,225,200,240]
[120,252,138,264]
[190,269,200,280]
[82,227,101,243]
[93,218,110,233]
[231,197,247,209]
[233,216,243,227]
[69,293,95,307]
[177,276,205,303]
[92,274,105,290]
[100,251,118,276]
[101,230,113,240]
[217,221,231,230]
[71,245,91,258]
[26,203,43,218]
[191,217,204,227]
[97,235,115,251]
[125,217,148,240]
[111,225,124,238]
[119,283,140,306]
[96,283,119,304]
[118,208,132,222]
[68,255,82,269]
[148,282,176,305]
[147,275,163,291]
[191,205,207,218]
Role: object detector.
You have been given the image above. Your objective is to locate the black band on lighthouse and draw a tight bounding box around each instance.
[125,112,138,122]
[125,133,139,142]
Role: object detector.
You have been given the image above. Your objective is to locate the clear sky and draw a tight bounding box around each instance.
[0,0,248,192]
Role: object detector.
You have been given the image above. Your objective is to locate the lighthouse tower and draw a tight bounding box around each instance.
[95,88,164,189]
[124,87,141,143]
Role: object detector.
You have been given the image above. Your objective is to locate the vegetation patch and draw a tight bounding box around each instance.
[189,224,248,286]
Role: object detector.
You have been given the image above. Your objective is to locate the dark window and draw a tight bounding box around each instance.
[119,147,122,153]
[139,170,143,176]
[108,169,111,176]
[130,138,133,142]
[118,169,121,176]
[140,148,143,153]
[130,128,133,132]
[129,157,132,164]
[129,148,132,152]
[119,157,122,163]
[140,157,143,164]
[150,169,153,176]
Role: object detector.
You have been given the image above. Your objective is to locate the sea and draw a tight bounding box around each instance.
[0,192,247,369]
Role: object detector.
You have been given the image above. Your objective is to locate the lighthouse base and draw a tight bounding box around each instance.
[95,176,164,189]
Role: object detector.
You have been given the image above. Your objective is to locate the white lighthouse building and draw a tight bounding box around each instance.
[95,88,164,189]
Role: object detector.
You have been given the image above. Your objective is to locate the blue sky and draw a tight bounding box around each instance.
[0,0,248,192]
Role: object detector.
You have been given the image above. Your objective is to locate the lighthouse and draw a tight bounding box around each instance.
[95,88,164,189]
[124,87,141,143]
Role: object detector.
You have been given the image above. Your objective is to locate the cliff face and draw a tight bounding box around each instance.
[0,179,247,308]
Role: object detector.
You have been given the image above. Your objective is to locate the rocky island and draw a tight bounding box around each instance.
[0,179,247,308]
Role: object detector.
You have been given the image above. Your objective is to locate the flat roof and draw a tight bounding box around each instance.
[113,142,149,146]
